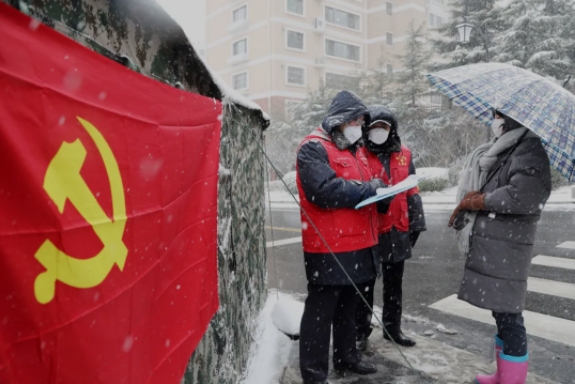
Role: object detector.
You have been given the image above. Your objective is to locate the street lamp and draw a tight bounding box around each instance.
[456,17,474,43]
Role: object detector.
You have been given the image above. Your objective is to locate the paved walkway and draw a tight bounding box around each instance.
[280,330,557,384]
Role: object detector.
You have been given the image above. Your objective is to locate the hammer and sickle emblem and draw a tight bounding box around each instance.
[34,117,127,304]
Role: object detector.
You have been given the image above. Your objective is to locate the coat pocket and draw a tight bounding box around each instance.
[332,157,359,180]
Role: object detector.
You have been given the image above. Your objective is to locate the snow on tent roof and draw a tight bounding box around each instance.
[192,49,271,125]
[157,6,270,128]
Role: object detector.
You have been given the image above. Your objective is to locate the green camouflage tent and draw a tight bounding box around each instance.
[1,1,269,383]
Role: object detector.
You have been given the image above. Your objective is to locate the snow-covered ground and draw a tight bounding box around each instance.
[243,292,556,384]
[242,291,300,384]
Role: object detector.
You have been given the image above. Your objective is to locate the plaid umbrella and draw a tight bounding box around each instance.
[427,63,575,182]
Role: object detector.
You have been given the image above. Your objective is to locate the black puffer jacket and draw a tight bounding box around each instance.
[366,105,426,264]
[459,135,551,313]
[297,91,384,285]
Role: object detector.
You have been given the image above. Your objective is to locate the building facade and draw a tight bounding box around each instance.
[206,0,449,119]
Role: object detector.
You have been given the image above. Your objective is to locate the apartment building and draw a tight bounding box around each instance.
[206,0,449,119]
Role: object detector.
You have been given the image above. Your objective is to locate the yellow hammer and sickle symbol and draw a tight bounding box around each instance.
[34,117,127,304]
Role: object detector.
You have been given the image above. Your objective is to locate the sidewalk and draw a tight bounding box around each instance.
[279,330,557,384]
[249,293,558,384]
[266,186,575,211]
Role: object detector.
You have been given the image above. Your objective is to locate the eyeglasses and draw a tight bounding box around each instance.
[348,117,365,126]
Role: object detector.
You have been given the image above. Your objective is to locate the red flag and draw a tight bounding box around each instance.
[0,4,220,383]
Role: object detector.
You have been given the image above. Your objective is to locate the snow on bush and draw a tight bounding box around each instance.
[416,167,449,181]
[417,167,451,192]
[282,171,299,195]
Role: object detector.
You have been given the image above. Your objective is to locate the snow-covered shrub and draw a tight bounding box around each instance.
[551,168,570,190]
[281,171,299,195]
[418,177,450,192]
[265,180,287,193]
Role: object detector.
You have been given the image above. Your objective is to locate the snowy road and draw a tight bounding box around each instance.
[265,208,575,384]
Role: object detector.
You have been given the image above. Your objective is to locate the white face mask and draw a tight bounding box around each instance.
[491,118,505,138]
[342,125,362,144]
[368,128,389,145]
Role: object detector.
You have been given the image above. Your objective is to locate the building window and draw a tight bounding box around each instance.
[286,0,304,15]
[325,39,361,62]
[232,5,247,23]
[286,66,306,86]
[386,2,393,15]
[232,38,247,56]
[325,72,360,92]
[386,32,393,46]
[429,13,445,27]
[325,6,360,30]
[286,30,305,51]
[386,63,393,74]
[232,72,248,90]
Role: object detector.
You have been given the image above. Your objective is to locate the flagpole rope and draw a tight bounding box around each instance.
[262,132,280,301]
[249,127,418,373]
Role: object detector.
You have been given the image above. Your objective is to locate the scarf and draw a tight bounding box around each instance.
[456,127,536,253]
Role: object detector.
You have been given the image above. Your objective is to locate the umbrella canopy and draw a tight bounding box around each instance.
[427,63,575,182]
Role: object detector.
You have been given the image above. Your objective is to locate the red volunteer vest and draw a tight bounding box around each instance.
[296,128,378,253]
[366,145,419,233]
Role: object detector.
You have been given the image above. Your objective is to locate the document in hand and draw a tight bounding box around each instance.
[355,175,419,209]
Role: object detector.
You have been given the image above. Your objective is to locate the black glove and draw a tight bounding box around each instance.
[367,178,386,196]
[381,194,395,205]
[409,231,420,248]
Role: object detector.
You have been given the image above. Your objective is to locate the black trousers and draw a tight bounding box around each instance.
[356,261,405,339]
[493,312,528,357]
[300,284,363,383]
[355,279,375,340]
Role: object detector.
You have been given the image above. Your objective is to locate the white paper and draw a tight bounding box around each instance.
[355,175,419,209]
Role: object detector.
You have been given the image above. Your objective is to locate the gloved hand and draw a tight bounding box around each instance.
[448,191,486,227]
[380,194,395,205]
[409,231,420,247]
[367,178,386,196]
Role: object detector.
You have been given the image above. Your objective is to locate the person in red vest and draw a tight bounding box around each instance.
[296,92,393,384]
[355,105,426,351]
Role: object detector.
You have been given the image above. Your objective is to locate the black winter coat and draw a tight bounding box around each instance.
[365,104,426,264]
[459,136,551,313]
[298,142,381,285]
[297,91,387,285]
[375,154,426,263]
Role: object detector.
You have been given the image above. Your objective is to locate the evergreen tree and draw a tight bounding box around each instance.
[265,80,337,173]
[493,0,575,81]
[288,79,337,138]
[358,52,394,106]
[432,0,501,67]
[396,22,433,107]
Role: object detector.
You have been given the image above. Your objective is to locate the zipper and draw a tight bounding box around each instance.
[354,152,377,244]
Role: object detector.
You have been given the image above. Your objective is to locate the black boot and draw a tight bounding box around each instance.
[334,360,377,377]
[383,328,416,347]
[356,334,368,352]
[356,334,374,356]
